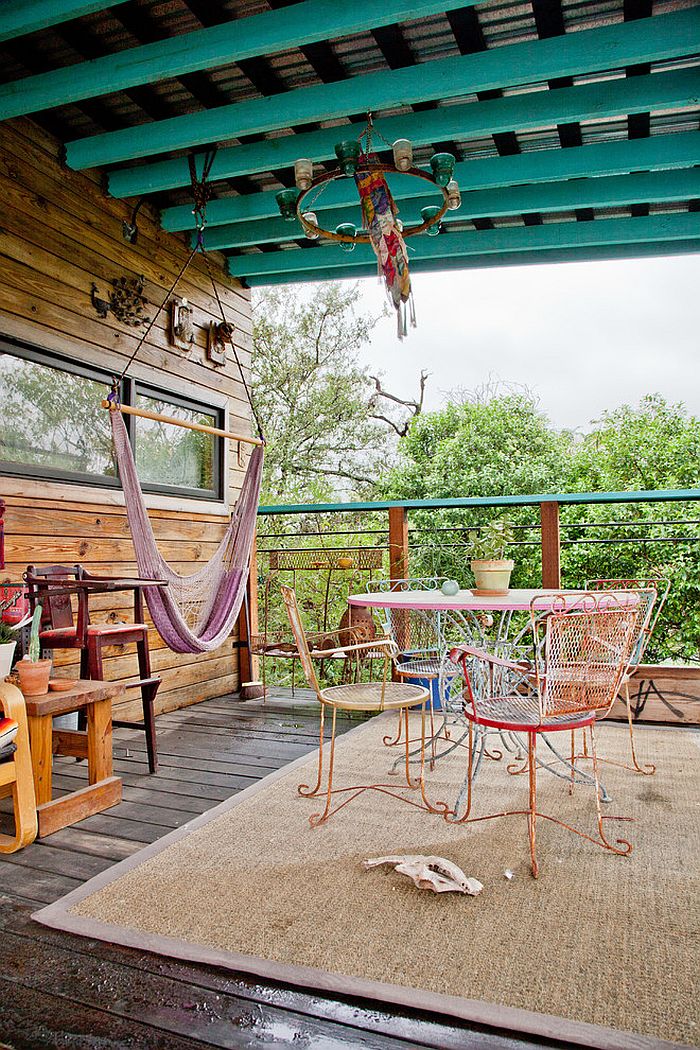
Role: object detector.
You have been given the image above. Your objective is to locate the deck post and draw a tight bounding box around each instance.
[237,532,263,698]
[388,506,409,582]
[540,501,561,588]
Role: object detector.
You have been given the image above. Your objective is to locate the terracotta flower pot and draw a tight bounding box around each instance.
[0,641,17,679]
[470,559,514,596]
[16,658,52,697]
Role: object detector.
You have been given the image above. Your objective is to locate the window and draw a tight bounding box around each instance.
[0,340,224,500]
[133,385,222,498]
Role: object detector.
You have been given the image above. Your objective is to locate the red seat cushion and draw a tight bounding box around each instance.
[40,624,148,648]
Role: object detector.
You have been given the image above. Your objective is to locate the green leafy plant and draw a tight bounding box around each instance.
[27,605,43,663]
[0,621,16,645]
[467,519,514,561]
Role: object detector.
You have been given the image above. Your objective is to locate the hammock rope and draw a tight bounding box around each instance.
[111,409,263,654]
[107,149,265,654]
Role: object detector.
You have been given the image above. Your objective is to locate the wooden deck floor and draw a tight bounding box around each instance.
[1,693,561,1050]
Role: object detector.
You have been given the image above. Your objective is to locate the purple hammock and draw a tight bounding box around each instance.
[110,409,264,654]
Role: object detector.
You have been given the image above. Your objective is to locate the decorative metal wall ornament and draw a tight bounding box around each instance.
[207,319,234,367]
[276,114,461,340]
[170,296,195,352]
[91,275,150,328]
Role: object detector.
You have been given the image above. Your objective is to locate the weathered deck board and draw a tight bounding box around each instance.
[0,693,552,1049]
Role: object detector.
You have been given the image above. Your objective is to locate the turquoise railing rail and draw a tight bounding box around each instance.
[258,488,700,515]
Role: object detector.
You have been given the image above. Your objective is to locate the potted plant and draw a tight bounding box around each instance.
[15,605,52,697]
[467,519,515,595]
[0,620,18,678]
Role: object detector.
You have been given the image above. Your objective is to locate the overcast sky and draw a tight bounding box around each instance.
[342,253,700,434]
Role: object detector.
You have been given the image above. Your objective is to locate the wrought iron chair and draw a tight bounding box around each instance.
[446,593,638,877]
[366,576,463,763]
[281,585,429,827]
[24,564,160,773]
[0,681,37,853]
[587,577,670,774]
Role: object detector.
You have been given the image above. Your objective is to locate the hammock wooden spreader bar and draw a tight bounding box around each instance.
[101,400,263,447]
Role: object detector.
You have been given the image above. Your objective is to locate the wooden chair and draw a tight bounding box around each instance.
[447,592,638,877]
[24,564,160,773]
[281,584,430,827]
[0,681,37,853]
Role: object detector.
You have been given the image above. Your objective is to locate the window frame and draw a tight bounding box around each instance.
[0,337,225,502]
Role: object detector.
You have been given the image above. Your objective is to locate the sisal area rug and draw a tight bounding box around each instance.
[35,715,700,1049]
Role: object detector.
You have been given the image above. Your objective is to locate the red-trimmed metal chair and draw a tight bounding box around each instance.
[24,564,160,773]
[281,584,429,827]
[586,578,669,774]
[447,592,638,877]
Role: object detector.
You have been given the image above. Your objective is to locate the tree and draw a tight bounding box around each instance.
[252,282,423,503]
[381,391,700,660]
[381,389,571,502]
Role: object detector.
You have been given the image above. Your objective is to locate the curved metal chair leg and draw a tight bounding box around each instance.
[298,702,325,798]
[309,707,337,827]
[528,732,538,878]
[624,680,656,775]
[383,708,403,747]
[589,722,633,857]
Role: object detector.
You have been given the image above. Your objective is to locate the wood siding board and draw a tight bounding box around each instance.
[0,117,252,715]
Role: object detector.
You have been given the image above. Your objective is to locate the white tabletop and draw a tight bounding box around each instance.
[348,588,638,612]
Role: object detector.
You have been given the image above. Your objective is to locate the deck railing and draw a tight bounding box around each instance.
[237,488,700,722]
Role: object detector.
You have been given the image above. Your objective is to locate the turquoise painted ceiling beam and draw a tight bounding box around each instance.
[65,8,700,170]
[244,240,700,286]
[0,0,472,120]
[108,67,700,199]
[0,0,128,43]
[202,168,700,251]
[226,212,700,278]
[163,130,700,232]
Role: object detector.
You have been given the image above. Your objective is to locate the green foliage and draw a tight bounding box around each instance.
[251,284,392,504]
[467,519,514,561]
[384,393,700,660]
[0,622,16,645]
[28,605,42,663]
[382,393,571,502]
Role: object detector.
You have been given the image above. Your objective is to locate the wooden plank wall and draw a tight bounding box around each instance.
[0,116,254,721]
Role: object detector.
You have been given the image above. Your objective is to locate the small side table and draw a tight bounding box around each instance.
[24,679,124,838]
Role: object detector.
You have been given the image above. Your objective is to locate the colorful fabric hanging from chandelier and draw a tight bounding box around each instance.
[355,156,415,339]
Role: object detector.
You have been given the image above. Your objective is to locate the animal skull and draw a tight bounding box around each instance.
[364,855,483,896]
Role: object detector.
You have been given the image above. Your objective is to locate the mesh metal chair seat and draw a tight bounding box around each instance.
[446,592,639,877]
[281,585,430,827]
[395,655,461,679]
[320,681,427,712]
[468,692,598,732]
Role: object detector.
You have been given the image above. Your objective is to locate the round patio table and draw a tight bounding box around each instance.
[348,587,637,807]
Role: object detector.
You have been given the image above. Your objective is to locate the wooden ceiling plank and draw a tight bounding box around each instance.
[0,0,474,119]
[226,211,700,278]
[161,130,700,231]
[0,0,129,43]
[106,67,700,199]
[243,239,700,285]
[200,168,700,251]
[64,9,700,170]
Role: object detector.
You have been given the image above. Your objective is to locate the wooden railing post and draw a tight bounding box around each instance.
[388,505,409,582]
[237,531,263,698]
[540,500,561,589]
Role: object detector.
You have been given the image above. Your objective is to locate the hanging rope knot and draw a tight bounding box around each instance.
[107,378,121,408]
[189,150,218,231]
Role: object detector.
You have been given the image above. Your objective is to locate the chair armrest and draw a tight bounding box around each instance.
[311,636,394,658]
[449,644,533,675]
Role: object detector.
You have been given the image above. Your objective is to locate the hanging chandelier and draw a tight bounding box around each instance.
[274,115,462,338]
